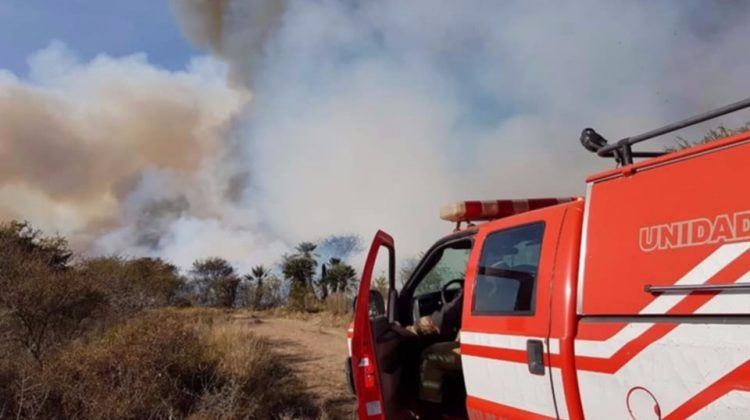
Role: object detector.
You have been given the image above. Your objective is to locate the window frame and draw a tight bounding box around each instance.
[470,221,546,317]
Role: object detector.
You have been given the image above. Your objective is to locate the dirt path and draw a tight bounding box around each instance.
[237,315,356,419]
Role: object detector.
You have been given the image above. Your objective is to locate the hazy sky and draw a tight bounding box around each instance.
[0,0,196,74]
[2,1,750,271]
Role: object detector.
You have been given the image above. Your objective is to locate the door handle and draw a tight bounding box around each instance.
[527,339,545,376]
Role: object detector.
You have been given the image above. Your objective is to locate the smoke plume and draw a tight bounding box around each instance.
[169,0,285,87]
[3,1,750,271]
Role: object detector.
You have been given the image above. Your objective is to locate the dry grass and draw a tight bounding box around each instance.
[254,293,354,329]
[188,315,318,419]
[258,307,352,329]
[1,309,321,419]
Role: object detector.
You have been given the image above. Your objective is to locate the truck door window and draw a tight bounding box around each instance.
[472,222,545,315]
[413,246,471,296]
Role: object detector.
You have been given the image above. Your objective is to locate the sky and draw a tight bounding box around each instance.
[0,0,197,74]
[2,1,750,273]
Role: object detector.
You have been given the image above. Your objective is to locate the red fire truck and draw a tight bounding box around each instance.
[347,98,750,419]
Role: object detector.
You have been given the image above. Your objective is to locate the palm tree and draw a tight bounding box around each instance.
[321,257,357,295]
[295,242,318,261]
[247,265,270,309]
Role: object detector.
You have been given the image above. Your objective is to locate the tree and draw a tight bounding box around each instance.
[399,255,422,288]
[319,258,357,298]
[400,253,448,295]
[0,221,105,362]
[282,242,319,310]
[190,258,240,307]
[81,256,183,315]
[296,242,318,259]
[373,273,388,298]
[0,221,73,269]
[244,265,271,309]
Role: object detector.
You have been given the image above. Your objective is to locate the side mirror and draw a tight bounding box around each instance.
[353,290,386,317]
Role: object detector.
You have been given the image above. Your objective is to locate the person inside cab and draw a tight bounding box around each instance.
[392,286,464,409]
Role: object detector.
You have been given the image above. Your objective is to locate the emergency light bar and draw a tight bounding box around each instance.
[440,198,579,223]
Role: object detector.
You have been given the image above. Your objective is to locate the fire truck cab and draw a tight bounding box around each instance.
[348,98,750,419]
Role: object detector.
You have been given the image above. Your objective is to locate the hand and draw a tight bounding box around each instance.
[391,322,417,337]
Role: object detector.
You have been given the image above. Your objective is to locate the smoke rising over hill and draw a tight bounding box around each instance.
[2,1,750,269]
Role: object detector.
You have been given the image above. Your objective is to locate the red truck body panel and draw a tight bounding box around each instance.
[351,129,750,419]
[575,131,750,418]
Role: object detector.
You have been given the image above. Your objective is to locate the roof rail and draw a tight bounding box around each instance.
[580,97,750,165]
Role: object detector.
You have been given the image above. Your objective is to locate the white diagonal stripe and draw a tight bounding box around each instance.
[576,242,750,358]
[640,242,750,314]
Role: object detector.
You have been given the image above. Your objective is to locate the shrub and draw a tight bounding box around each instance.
[48,313,214,419]
[323,293,352,317]
[80,256,184,316]
[189,258,241,308]
[41,310,318,419]
[190,317,318,419]
[0,222,106,362]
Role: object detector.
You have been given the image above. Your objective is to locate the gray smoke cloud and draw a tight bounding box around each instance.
[3,1,750,272]
[212,0,750,256]
[169,0,285,87]
[0,42,290,270]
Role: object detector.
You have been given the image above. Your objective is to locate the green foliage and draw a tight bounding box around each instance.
[243,265,271,309]
[190,258,240,308]
[211,276,241,308]
[295,241,318,260]
[80,256,183,316]
[282,242,320,309]
[319,258,357,298]
[286,282,310,312]
[399,255,422,288]
[282,255,317,288]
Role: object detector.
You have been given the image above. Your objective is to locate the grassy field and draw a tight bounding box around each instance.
[1,308,354,419]
[0,221,356,419]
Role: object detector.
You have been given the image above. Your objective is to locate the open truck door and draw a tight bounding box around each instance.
[352,230,406,419]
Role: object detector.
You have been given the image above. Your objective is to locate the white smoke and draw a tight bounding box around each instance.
[223,0,750,256]
[3,1,750,272]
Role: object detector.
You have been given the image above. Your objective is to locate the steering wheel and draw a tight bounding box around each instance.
[441,278,465,306]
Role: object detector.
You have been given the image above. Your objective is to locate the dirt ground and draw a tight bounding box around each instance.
[235,314,356,419]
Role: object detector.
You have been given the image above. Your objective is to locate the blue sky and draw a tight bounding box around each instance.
[0,0,196,74]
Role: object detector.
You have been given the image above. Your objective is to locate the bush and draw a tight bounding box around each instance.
[190,316,318,419]
[48,313,214,419]
[0,222,106,362]
[189,258,241,308]
[80,257,184,317]
[323,293,352,316]
[41,310,318,419]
